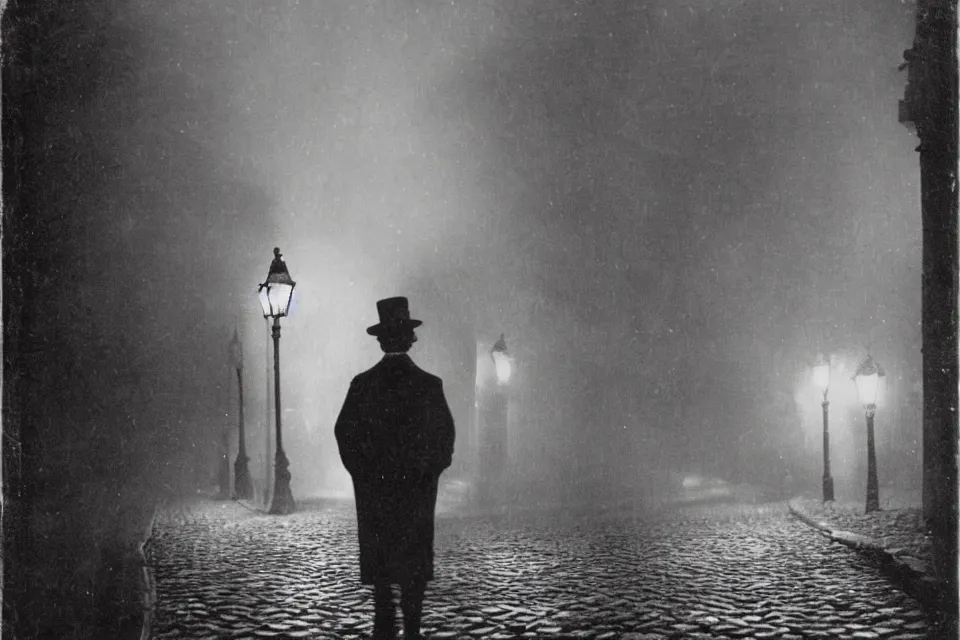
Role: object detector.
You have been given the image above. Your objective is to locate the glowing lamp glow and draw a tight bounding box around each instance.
[853,355,885,410]
[257,247,296,318]
[812,353,830,393]
[490,333,513,385]
[494,356,512,384]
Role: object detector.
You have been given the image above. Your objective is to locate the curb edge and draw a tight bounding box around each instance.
[787,501,947,616]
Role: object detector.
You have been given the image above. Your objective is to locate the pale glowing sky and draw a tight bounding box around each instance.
[103,0,921,497]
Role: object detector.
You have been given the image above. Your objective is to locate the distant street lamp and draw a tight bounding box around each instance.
[230,329,253,500]
[216,339,232,499]
[258,247,296,515]
[812,353,835,502]
[480,334,512,506]
[853,355,886,513]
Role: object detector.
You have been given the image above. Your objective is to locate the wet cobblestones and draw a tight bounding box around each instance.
[147,499,945,639]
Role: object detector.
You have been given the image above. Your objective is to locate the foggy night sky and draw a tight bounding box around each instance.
[21,0,920,503]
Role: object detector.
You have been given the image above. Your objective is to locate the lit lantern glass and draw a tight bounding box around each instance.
[853,355,885,409]
[258,248,296,318]
[490,333,513,385]
[494,353,513,384]
[812,354,830,393]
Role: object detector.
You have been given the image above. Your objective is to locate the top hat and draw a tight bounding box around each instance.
[366,297,423,336]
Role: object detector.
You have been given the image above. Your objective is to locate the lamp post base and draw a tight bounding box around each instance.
[233,454,253,500]
[822,475,835,503]
[268,449,296,515]
[865,412,880,513]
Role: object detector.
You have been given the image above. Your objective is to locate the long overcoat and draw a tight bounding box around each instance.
[334,353,456,585]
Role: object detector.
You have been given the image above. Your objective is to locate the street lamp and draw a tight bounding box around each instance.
[230,328,253,500]
[853,354,886,513]
[812,353,834,502]
[258,247,296,515]
[479,334,512,507]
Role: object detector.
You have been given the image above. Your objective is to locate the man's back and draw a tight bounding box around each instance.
[334,296,455,639]
[338,354,452,481]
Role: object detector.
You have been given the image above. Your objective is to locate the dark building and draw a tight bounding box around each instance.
[898,0,958,609]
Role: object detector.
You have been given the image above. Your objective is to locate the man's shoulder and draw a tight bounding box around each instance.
[350,366,378,387]
[408,362,443,387]
[352,356,443,387]
[420,371,444,389]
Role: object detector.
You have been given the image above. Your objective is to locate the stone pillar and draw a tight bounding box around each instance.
[900,0,958,605]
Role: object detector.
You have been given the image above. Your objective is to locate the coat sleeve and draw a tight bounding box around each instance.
[334,379,365,477]
[425,379,456,476]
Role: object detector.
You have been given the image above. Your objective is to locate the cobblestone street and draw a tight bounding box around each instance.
[147,499,944,639]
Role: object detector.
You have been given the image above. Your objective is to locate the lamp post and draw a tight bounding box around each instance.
[258,247,296,515]
[216,346,232,499]
[853,355,886,513]
[216,420,232,499]
[812,353,834,502]
[263,317,272,507]
[230,329,253,500]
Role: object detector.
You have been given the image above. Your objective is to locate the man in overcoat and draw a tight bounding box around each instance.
[335,297,456,640]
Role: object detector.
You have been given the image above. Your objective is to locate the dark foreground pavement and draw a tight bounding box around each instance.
[146,498,948,639]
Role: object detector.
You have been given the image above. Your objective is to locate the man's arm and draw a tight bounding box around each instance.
[426,379,456,476]
[334,379,364,477]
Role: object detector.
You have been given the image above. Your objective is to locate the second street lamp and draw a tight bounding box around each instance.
[812,353,834,502]
[480,334,512,506]
[853,354,886,514]
[230,328,253,500]
[258,247,297,515]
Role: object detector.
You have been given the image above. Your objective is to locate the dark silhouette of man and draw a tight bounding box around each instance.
[335,297,456,640]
